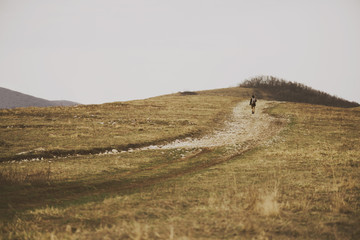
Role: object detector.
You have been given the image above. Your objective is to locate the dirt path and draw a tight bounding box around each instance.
[3,101,283,163]
[141,100,285,151]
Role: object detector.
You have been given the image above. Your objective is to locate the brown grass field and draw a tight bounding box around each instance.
[0,87,359,239]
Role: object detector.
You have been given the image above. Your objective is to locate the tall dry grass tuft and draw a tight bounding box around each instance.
[328,175,356,214]
[242,183,281,217]
[255,189,280,217]
[0,164,52,185]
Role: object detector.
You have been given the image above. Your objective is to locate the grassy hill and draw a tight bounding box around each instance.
[0,94,238,162]
[0,87,359,239]
[0,87,78,109]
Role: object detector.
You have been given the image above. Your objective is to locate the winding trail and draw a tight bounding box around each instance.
[141,100,285,151]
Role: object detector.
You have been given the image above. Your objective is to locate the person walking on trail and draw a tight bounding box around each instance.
[250,95,257,114]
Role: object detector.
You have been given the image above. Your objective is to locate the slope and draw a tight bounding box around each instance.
[0,87,359,239]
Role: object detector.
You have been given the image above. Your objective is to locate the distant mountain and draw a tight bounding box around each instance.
[0,87,78,109]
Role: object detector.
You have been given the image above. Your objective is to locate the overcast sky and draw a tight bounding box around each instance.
[1,0,359,104]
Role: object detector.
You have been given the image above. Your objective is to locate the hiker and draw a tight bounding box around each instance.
[250,95,257,114]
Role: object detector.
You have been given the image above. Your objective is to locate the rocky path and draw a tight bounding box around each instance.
[141,100,285,151]
[5,100,284,163]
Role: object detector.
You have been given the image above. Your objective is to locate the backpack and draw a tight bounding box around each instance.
[250,97,257,106]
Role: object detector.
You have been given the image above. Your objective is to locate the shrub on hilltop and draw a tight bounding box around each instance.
[240,76,359,108]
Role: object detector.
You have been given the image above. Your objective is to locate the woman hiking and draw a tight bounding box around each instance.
[250,95,257,114]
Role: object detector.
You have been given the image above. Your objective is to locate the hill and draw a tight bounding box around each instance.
[0,87,359,239]
[239,76,359,108]
[0,87,78,109]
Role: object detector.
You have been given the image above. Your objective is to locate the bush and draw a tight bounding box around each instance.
[179,91,198,96]
[240,76,359,108]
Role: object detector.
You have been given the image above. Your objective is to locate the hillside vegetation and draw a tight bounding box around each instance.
[0,88,359,239]
[240,76,359,108]
[0,94,238,162]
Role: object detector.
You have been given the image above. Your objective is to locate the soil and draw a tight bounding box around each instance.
[141,100,285,151]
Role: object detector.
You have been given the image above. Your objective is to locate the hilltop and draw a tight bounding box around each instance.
[239,76,359,108]
[0,87,78,109]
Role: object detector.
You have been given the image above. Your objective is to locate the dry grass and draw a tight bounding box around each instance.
[0,164,52,185]
[0,94,238,161]
[0,90,359,239]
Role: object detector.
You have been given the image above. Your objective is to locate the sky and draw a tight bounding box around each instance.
[0,0,359,104]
